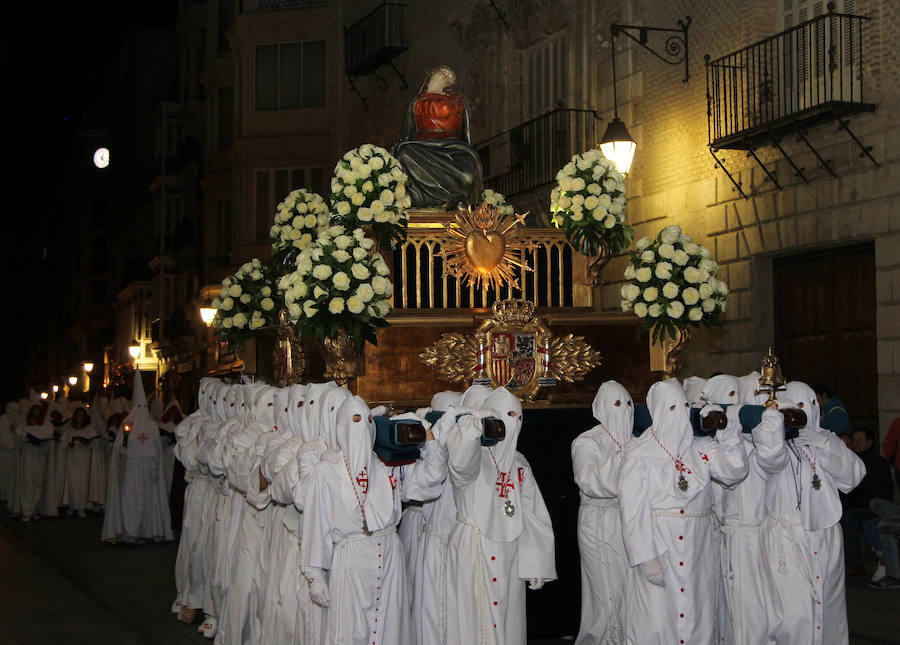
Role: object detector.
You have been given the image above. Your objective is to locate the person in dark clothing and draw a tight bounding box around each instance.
[814,384,852,435]
[841,427,894,575]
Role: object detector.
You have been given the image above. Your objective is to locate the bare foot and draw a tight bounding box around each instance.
[180,608,196,624]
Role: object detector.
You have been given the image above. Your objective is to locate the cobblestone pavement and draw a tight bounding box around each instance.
[0,511,897,644]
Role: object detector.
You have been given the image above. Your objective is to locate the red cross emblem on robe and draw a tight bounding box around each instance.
[389,473,398,491]
[518,467,525,484]
[137,432,150,444]
[698,451,709,462]
[495,471,515,498]
[356,468,369,494]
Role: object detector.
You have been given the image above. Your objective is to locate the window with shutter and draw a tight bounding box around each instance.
[523,33,568,120]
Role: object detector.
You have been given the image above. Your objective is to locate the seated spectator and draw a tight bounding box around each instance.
[868,498,900,589]
[814,384,852,435]
[881,416,900,489]
[841,428,893,575]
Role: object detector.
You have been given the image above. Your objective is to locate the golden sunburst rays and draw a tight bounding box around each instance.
[438,203,535,292]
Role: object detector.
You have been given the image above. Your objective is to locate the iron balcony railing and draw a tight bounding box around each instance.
[706,5,873,149]
[345,2,407,76]
[476,109,602,199]
[391,228,586,310]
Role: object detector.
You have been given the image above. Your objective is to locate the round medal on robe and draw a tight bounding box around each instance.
[678,473,689,492]
[504,499,516,517]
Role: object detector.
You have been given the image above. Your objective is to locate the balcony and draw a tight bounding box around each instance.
[476,109,602,200]
[705,7,874,151]
[345,2,406,76]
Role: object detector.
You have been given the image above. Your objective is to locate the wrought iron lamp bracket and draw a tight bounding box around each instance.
[611,16,691,83]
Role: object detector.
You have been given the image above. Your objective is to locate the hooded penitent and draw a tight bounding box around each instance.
[646,378,695,474]
[318,385,352,451]
[571,379,633,645]
[16,402,57,519]
[682,376,708,408]
[738,371,769,405]
[701,374,740,406]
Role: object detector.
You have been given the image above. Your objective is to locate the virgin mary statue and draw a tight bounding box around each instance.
[392,66,483,209]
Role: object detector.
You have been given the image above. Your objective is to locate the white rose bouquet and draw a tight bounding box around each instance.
[330,144,411,252]
[278,225,393,352]
[550,148,633,256]
[480,188,514,216]
[270,189,331,270]
[211,259,282,341]
[620,225,728,342]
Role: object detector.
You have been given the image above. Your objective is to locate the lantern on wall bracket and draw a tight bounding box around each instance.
[129,340,142,360]
[602,16,691,175]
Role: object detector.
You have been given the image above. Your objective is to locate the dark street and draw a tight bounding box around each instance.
[0,511,897,645]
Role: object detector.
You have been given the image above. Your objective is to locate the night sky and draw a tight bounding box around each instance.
[5,3,178,401]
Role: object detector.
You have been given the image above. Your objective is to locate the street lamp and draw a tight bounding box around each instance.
[599,118,637,176]
[52,385,59,393]
[83,362,94,373]
[40,392,48,400]
[129,340,142,360]
[200,307,217,326]
[68,376,78,386]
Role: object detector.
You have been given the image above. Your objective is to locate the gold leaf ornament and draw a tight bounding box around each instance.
[419,333,481,384]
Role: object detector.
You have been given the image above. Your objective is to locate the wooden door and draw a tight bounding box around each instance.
[773,242,877,431]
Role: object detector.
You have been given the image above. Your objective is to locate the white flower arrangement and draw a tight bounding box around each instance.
[550,148,633,256]
[620,225,728,342]
[211,259,281,340]
[480,188,514,216]
[278,225,393,351]
[270,189,330,268]
[330,144,411,252]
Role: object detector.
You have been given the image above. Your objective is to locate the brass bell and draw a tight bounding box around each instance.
[758,346,786,407]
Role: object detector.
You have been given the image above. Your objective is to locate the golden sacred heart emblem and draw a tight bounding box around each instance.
[465,231,507,273]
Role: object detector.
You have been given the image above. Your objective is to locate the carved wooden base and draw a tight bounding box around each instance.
[649,326,693,380]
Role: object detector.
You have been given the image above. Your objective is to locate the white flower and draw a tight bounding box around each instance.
[374,299,391,317]
[369,156,384,170]
[328,297,345,314]
[304,214,318,228]
[222,297,234,311]
[332,271,351,291]
[699,282,714,299]
[684,267,701,284]
[660,225,681,244]
[335,235,353,250]
[682,287,700,305]
[371,200,385,215]
[312,265,333,280]
[699,246,711,259]
[688,307,703,322]
[229,284,242,297]
[356,283,374,302]
[343,184,358,198]
[603,215,616,229]
[655,262,673,280]
[700,258,718,273]
[624,264,636,279]
[336,202,351,216]
[641,250,655,263]
[718,281,729,296]
[571,177,586,191]
[362,238,377,252]
[372,275,387,295]
[622,284,641,301]
[672,250,689,266]
[313,285,327,300]
[351,263,370,280]
[634,302,649,318]
[349,193,364,206]
[288,303,301,320]
[211,297,222,308]
[357,207,373,222]
[588,182,601,195]
[222,277,232,287]
[621,299,633,312]
[261,286,272,297]
[643,286,659,302]
[648,303,662,318]
[702,298,716,313]
[333,250,351,263]
[635,267,652,283]
[233,312,248,328]
[374,210,390,223]
[346,295,365,314]
[683,242,700,256]
[658,243,675,259]
[261,297,274,311]
[662,282,679,299]
[603,177,619,193]
[570,210,584,222]
[380,189,394,205]
[667,301,685,319]
[635,237,652,250]
[240,293,251,304]
[293,282,308,299]
[353,247,367,261]
[222,317,234,328]
[303,300,318,318]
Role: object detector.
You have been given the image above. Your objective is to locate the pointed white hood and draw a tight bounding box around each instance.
[286,384,309,438]
[701,374,740,406]
[336,395,376,481]
[682,376,707,407]
[300,382,332,444]
[482,387,523,473]
[738,371,768,405]
[123,375,160,458]
[646,378,693,458]
[273,387,290,434]
[591,380,634,448]
[785,381,821,431]
[132,372,149,412]
[251,385,277,431]
[318,385,352,449]
[460,384,493,411]
[431,390,463,412]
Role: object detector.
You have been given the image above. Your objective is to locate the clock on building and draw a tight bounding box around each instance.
[93,147,110,169]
